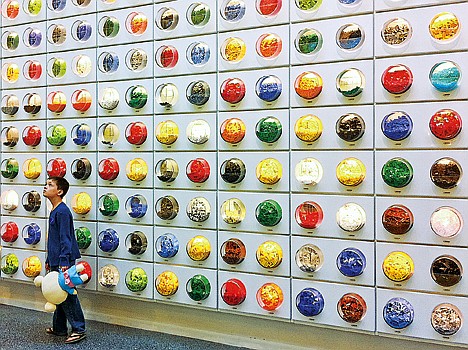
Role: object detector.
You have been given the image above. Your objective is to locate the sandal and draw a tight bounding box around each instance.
[65,332,87,344]
[45,327,67,336]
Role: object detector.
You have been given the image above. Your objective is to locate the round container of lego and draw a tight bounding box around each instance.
[295,201,323,229]
[71,20,92,42]
[1,190,19,211]
[256,75,282,102]
[98,264,120,288]
[294,114,323,142]
[47,91,66,113]
[1,221,19,242]
[186,158,210,183]
[125,158,148,182]
[429,61,461,93]
[47,57,67,79]
[125,267,148,292]
[186,274,211,301]
[126,85,148,109]
[255,116,282,143]
[22,125,42,147]
[125,194,147,219]
[46,124,66,146]
[336,23,364,51]
[155,83,179,108]
[23,27,43,48]
[46,157,67,178]
[382,204,414,235]
[2,63,20,83]
[22,191,41,212]
[295,0,321,12]
[186,42,211,66]
[220,238,246,265]
[256,283,283,311]
[220,118,246,144]
[256,0,281,16]
[75,226,92,249]
[382,251,414,282]
[155,271,179,296]
[23,93,42,114]
[429,12,460,42]
[220,158,246,184]
[187,3,210,27]
[381,111,413,141]
[430,206,463,238]
[381,64,413,95]
[156,7,179,31]
[336,158,366,186]
[431,303,463,336]
[99,88,119,110]
[186,119,210,144]
[155,120,179,145]
[381,18,412,47]
[1,253,19,275]
[221,0,246,23]
[295,244,323,272]
[220,77,246,104]
[22,158,42,180]
[125,231,147,255]
[220,198,246,224]
[381,157,414,188]
[23,60,42,81]
[430,255,463,287]
[296,287,324,317]
[429,109,462,141]
[98,228,119,253]
[22,223,41,245]
[22,255,42,278]
[156,233,179,259]
[256,33,282,59]
[99,16,120,38]
[295,28,323,55]
[98,52,119,74]
[294,158,323,186]
[294,72,323,100]
[221,278,246,306]
[1,94,19,115]
[155,45,179,69]
[186,235,211,261]
[1,158,19,179]
[155,158,179,183]
[336,68,365,97]
[98,193,119,217]
[336,247,366,277]
[125,12,148,36]
[256,241,283,269]
[255,199,282,227]
[186,81,210,106]
[221,37,246,63]
[336,203,366,232]
[337,293,367,323]
[430,157,462,189]
[186,197,211,223]
[256,158,282,185]
[2,126,19,146]
[383,297,414,329]
[71,158,92,180]
[155,195,179,220]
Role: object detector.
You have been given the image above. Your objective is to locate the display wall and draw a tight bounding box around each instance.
[0,0,466,346]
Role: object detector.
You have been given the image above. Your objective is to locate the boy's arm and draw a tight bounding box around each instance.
[57,212,73,269]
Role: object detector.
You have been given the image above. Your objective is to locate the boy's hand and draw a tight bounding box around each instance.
[59,266,69,272]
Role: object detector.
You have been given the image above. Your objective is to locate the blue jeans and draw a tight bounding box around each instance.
[50,267,86,334]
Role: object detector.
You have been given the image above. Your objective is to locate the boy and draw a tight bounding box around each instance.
[43,177,86,344]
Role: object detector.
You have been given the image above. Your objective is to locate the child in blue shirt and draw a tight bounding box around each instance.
[43,177,86,344]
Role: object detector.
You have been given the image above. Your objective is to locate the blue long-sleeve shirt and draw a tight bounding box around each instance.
[46,202,81,268]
